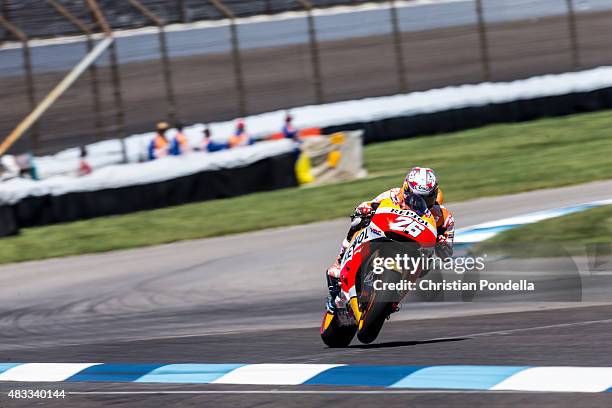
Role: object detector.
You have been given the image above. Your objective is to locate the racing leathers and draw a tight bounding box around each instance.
[326,187,455,281]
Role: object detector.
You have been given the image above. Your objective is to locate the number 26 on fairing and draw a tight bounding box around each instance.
[389,216,425,237]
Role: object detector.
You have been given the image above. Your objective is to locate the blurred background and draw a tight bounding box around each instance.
[0,5,611,396]
[2,0,612,154]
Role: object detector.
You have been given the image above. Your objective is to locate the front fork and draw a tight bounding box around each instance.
[349,297,362,324]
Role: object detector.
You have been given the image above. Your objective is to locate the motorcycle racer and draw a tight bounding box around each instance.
[326,167,455,311]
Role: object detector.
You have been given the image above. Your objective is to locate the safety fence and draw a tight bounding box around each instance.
[28,64,612,180]
[2,60,612,237]
[1,0,612,155]
[0,1,375,39]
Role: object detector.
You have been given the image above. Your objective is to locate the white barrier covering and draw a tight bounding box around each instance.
[32,65,612,180]
[0,139,295,206]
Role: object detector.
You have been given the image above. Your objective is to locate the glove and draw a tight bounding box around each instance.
[350,204,373,227]
[352,202,373,218]
[346,203,374,241]
[436,232,453,259]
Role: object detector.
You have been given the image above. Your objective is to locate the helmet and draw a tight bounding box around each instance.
[402,167,439,209]
[156,121,169,132]
[236,118,245,130]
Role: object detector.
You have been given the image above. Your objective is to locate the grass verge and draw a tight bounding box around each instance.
[2,110,612,264]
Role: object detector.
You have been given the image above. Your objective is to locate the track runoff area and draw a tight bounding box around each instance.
[0,182,611,407]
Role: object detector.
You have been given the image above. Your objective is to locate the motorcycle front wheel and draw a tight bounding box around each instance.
[356,268,401,344]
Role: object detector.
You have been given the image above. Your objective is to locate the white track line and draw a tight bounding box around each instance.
[211,364,342,385]
[457,317,612,339]
[0,363,100,382]
[491,367,612,393]
[66,390,542,395]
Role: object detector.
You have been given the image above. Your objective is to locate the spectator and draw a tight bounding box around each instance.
[201,126,227,152]
[282,112,298,140]
[148,122,170,160]
[78,146,92,177]
[0,154,37,181]
[170,122,191,156]
[0,155,20,182]
[18,154,38,180]
[228,118,253,148]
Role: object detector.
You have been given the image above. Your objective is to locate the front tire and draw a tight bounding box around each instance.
[356,269,401,344]
[356,300,392,344]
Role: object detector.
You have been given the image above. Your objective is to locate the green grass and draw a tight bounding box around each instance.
[478,205,612,256]
[2,109,612,264]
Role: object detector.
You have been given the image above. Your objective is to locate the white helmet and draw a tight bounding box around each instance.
[402,167,439,208]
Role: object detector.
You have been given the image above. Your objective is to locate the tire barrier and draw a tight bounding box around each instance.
[0,150,297,236]
[322,86,612,144]
[0,206,18,237]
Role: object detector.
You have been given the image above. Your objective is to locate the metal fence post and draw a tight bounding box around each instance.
[297,0,324,104]
[128,0,178,123]
[86,0,128,163]
[389,0,407,93]
[565,0,581,69]
[229,22,247,116]
[158,26,177,121]
[0,16,39,151]
[108,43,127,159]
[209,0,247,117]
[0,0,9,42]
[46,0,104,140]
[177,0,187,23]
[475,0,491,81]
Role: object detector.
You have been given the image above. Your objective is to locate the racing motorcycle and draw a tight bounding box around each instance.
[320,195,438,347]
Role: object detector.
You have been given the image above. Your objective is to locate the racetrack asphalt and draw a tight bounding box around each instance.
[0,180,611,406]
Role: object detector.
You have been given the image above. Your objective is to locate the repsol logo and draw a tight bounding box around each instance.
[389,208,418,217]
[353,230,367,246]
[389,209,427,225]
[343,229,369,264]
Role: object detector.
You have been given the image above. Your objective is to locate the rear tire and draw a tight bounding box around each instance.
[320,311,357,348]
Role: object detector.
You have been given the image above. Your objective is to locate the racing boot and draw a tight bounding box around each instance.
[325,239,349,312]
[326,275,341,313]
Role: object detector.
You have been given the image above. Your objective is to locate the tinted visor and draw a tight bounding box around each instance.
[408,186,438,209]
[404,194,428,216]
